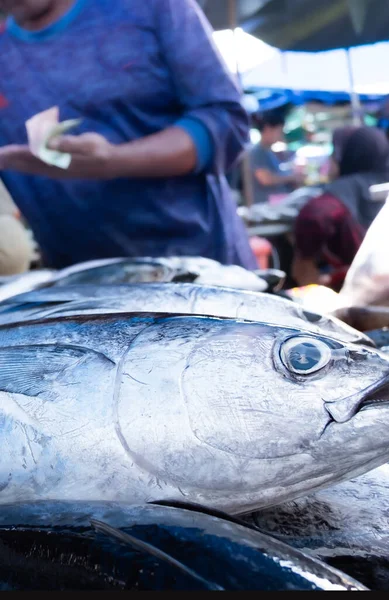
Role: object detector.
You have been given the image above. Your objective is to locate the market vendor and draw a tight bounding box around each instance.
[0,0,256,270]
[249,111,304,204]
[292,126,389,291]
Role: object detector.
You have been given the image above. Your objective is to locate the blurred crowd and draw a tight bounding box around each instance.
[0,0,388,298]
[245,113,389,292]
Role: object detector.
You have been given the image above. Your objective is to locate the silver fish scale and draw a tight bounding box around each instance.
[0,312,388,514]
[0,283,371,347]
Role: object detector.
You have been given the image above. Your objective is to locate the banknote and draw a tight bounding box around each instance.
[26,106,82,169]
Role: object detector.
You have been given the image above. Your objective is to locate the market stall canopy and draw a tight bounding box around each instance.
[243,88,384,112]
[243,42,389,96]
[198,0,272,31]
[200,0,389,51]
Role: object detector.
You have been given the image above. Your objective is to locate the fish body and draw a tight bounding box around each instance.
[0,312,389,513]
[0,270,55,302]
[0,283,372,346]
[0,501,366,590]
[0,256,268,302]
[249,464,389,591]
[50,256,269,291]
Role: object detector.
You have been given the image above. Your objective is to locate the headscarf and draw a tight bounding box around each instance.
[325,127,389,231]
[338,126,389,177]
[332,126,358,164]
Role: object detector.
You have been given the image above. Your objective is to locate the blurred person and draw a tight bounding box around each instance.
[249,111,304,204]
[327,126,358,180]
[292,126,389,291]
[377,95,389,141]
[0,0,257,270]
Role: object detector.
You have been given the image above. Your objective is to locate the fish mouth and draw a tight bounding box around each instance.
[325,374,389,424]
[359,377,389,411]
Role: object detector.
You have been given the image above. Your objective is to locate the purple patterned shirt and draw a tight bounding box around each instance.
[0,0,256,269]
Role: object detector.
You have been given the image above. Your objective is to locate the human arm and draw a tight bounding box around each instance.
[250,144,304,188]
[291,255,321,286]
[0,0,249,180]
[255,168,304,188]
[0,129,199,179]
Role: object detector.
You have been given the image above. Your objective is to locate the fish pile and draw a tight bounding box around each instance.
[0,500,366,590]
[0,255,388,589]
[238,185,323,228]
[0,282,371,344]
[248,464,389,591]
[0,256,268,301]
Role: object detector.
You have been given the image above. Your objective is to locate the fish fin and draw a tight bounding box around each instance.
[90,519,223,591]
[0,345,93,397]
[149,500,263,534]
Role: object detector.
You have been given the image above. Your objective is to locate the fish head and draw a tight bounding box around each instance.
[258,325,389,497]
[269,327,389,437]
[173,320,389,507]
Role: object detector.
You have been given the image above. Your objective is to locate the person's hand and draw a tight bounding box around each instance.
[0,133,116,180]
[255,168,278,186]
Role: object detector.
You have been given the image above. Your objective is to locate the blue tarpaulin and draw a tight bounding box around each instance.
[244,89,384,112]
[243,43,389,96]
[241,42,389,110]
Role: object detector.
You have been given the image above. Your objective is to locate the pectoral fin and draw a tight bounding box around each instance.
[0,345,99,397]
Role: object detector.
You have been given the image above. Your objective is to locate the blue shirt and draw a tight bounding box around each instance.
[0,0,256,269]
[249,143,292,204]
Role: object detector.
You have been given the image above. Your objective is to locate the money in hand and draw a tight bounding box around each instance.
[26,106,82,169]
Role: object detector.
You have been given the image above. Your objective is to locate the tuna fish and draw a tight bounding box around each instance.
[0,283,372,346]
[49,257,268,291]
[0,270,55,302]
[248,464,389,591]
[0,501,366,590]
[0,256,268,302]
[0,312,388,514]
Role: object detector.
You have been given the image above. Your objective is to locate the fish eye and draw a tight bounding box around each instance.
[280,336,332,375]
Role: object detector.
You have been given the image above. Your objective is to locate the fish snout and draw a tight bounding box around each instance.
[325,373,389,423]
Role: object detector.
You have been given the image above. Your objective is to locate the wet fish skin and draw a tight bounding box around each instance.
[248,464,389,591]
[49,256,269,292]
[0,501,367,590]
[0,312,389,513]
[0,256,268,302]
[0,270,55,302]
[0,283,373,346]
[52,257,178,285]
